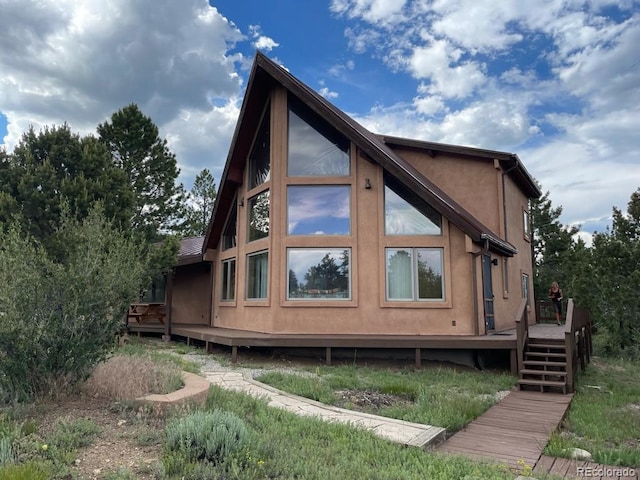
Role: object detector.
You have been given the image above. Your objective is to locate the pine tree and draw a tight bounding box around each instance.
[586,189,640,355]
[0,125,132,253]
[98,104,185,239]
[531,190,580,301]
[181,168,217,237]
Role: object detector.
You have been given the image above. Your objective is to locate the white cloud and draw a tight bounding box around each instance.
[253,36,280,51]
[332,0,640,234]
[330,0,408,25]
[0,0,245,187]
[319,86,339,100]
[248,25,280,51]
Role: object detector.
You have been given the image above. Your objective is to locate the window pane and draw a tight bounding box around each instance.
[222,204,237,250]
[247,251,268,299]
[386,249,413,300]
[287,186,350,235]
[248,190,269,242]
[288,249,350,300]
[249,105,270,189]
[288,98,350,176]
[417,249,444,300]
[385,185,441,235]
[221,259,236,301]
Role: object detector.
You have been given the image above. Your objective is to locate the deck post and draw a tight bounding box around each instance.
[163,270,174,342]
[231,345,238,364]
[415,348,421,368]
[325,347,332,366]
[510,348,518,375]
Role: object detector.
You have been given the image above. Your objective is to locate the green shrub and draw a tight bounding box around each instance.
[47,418,100,451]
[165,410,249,463]
[0,206,159,403]
[0,460,51,480]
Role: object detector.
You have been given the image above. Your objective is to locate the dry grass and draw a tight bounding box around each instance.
[83,355,184,401]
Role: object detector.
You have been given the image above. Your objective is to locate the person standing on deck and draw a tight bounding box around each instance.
[548,281,564,325]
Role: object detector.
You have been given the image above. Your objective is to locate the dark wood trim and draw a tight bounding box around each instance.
[168,325,516,350]
[164,272,174,341]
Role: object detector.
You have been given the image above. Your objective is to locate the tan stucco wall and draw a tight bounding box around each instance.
[207,87,536,335]
[172,263,211,325]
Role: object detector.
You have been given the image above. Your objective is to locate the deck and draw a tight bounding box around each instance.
[126,321,566,367]
[437,390,574,469]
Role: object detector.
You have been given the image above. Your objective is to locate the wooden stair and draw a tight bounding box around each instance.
[518,338,568,394]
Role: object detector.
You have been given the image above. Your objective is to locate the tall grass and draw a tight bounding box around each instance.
[185,386,515,480]
[83,354,184,400]
[257,364,516,431]
[544,357,640,467]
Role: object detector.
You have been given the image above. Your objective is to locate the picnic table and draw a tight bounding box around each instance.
[127,303,166,325]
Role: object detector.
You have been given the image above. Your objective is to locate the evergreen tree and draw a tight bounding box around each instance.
[98,104,185,238]
[584,189,640,355]
[181,168,217,237]
[531,189,580,301]
[0,125,132,253]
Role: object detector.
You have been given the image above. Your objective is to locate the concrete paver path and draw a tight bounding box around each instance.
[204,370,446,448]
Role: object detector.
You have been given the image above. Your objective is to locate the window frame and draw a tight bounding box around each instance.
[287,95,351,177]
[286,185,351,236]
[383,177,442,236]
[220,258,236,302]
[385,247,445,302]
[247,189,270,243]
[246,250,269,301]
[286,248,352,301]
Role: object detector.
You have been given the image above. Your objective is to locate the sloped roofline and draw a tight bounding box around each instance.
[204,52,533,257]
[378,136,541,199]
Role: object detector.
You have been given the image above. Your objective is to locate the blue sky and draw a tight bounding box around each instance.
[1,0,639,243]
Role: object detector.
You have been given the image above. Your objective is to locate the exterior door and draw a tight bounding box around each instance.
[482,254,495,332]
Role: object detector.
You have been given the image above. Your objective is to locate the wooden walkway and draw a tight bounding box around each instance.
[437,390,573,470]
[534,455,639,479]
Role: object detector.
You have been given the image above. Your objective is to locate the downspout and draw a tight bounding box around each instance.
[471,239,490,336]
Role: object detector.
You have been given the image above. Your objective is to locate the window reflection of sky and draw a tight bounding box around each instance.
[287,249,349,289]
[288,110,350,176]
[288,186,350,235]
[385,186,441,235]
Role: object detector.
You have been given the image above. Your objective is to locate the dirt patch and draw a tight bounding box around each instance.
[336,389,410,410]
[29,398,165,480]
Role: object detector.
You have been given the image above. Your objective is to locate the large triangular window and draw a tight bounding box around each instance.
[384,174,442,235]
[287,95,350,177]
[248,102,271,189]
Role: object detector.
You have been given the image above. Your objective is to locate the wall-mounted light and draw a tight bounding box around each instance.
[364,178,372,189]
[238,197,244,207]
[491,258,499,266]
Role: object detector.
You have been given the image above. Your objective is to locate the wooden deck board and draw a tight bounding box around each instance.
[536,456,639,479]
[438,390,573,470]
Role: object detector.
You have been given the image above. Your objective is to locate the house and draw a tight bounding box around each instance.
[135,52,542,366]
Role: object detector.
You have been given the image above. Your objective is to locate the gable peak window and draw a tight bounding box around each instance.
[384,175,442,235]
[287,95,350,177]
[249,102,271,190]
[222,198,238,250]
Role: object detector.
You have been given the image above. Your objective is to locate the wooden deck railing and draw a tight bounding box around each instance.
[515,298,529,374]
[564,298,593,393]
[536,299,568,323]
